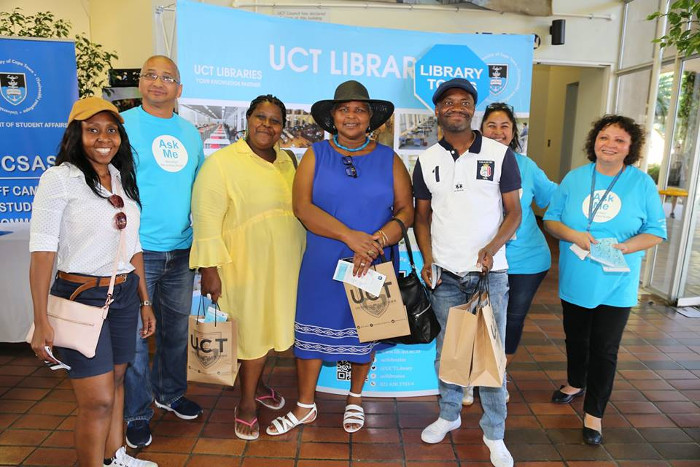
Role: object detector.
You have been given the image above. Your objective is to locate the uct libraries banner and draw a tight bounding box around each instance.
[177,0,532,113]
[175,0,533,173]
[0,37,79,223]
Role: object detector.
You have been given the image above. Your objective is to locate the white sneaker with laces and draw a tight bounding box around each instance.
[482,435,514,467]
[462,386,474,406]
[421,416,461,444]
[104,446,158,467]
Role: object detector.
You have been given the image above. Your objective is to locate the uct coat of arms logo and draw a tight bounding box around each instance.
[0,58,42,115]
[488,64,508,96]
[0,72,27,105]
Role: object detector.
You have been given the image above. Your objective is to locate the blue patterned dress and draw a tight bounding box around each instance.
[294,140,397,363]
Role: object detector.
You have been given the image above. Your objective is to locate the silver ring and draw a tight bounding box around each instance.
[360,262,366,267]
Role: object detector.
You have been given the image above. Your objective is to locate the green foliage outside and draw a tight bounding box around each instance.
[0,8,118,97]
[648,0,700,58]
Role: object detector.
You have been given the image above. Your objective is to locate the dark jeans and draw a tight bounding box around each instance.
[562,299,630,418]
[124,249,194,423]
[505,270,548,354]
[51,273,139,379]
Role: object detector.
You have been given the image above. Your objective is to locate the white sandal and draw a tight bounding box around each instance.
[343,391,365,433]
[266,401,317,436]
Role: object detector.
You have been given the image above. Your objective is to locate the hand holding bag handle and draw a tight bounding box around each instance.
[382,217,441,345]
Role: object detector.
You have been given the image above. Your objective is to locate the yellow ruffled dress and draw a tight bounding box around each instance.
[190,139,305,360]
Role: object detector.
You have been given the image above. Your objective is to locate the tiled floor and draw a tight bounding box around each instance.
[2,245,700,466]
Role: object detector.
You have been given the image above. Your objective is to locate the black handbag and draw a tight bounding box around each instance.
[382,217,441,345]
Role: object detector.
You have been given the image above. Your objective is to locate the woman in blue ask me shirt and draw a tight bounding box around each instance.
[461,103,557,406]
[544,115,666,446]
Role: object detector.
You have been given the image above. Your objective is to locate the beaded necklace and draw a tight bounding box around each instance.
[333,134,370,152]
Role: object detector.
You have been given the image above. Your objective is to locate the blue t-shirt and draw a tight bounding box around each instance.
[544,163,667,308]
[506,153,557,274]
[123,106,204,251]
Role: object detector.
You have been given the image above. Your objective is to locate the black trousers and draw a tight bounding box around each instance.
[562,299,631,418]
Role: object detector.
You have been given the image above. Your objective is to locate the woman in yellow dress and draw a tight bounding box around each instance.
[190,94,305,440]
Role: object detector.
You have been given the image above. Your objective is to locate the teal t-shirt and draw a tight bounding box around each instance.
[505,153,557,274]
[123,106,204,251]
[544,163,667,308]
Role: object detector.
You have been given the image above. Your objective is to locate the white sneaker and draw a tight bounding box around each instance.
[462,386,474,406]
[421,416,461,444]
[105,446,158,467]
[483,435,514,467]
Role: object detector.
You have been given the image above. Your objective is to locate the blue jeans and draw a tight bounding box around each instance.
[124,249,195,423]
[431,270,509,441]
[505,271,548,354]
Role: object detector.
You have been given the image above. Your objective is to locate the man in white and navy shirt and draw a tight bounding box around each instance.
[414,78,521,467]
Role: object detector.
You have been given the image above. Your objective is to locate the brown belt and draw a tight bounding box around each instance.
[57,271,129,301]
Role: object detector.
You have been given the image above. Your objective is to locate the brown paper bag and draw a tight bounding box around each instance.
[187,315,238,386]
[438,294,479,387]
[469,292,507,388]
[438,290,506,388]
[344,261,411,342]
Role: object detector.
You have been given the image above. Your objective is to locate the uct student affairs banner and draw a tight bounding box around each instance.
[175,0,533,395]
[0,38,79,223]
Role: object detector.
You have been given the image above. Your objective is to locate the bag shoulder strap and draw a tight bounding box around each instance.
[389,217,418,274]
[283,149,298,169]
[105,183,127,307]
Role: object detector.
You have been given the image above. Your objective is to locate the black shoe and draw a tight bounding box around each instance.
[551,385,584,404]
[155,396,202,420]
[583,426,602,445]
[125,419,152,448]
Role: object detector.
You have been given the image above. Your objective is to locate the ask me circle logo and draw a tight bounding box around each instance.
[152,135,189,172]
[582,190,622,223]
[0,59,42,115]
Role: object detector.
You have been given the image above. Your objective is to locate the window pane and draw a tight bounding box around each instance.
[622,0,661,69]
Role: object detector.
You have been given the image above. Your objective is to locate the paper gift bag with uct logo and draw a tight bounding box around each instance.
[187,305,238,387]
[343,261,411,343]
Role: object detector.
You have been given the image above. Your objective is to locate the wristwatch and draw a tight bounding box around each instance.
[140,300,152,307]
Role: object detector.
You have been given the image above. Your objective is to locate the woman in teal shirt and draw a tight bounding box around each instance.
[544,115,666,445]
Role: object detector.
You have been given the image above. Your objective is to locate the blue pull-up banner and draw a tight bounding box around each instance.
[0,37,79,223]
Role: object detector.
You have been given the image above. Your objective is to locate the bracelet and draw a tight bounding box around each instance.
[140,300,152,307]
[378,229,389,246]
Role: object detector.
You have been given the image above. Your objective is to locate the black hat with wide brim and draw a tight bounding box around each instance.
[310,80,395,134]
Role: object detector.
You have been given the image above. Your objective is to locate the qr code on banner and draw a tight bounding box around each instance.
[336,361,351,381]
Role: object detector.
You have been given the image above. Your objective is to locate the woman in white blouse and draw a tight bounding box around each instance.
[29,97,157,467]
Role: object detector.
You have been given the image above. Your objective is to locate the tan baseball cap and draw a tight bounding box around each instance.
[67,97,124,124]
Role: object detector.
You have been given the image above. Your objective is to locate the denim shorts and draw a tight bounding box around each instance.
[50,272,140,379]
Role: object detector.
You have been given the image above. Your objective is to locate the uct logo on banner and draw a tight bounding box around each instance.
[1,73,26,105]
[481,52,522,105]
[0,59,42,115]
[414,44,489,111]
[488,64,508,95]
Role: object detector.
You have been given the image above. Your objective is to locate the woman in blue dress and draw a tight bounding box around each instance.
[267,80,413,435]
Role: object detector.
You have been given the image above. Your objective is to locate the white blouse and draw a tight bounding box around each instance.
[29,163,142,276]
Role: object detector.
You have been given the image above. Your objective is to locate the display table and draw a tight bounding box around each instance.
[0,223,33,342]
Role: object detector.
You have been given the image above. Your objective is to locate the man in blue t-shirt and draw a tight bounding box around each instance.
[413,79,521,467]
[122,55,205,448]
